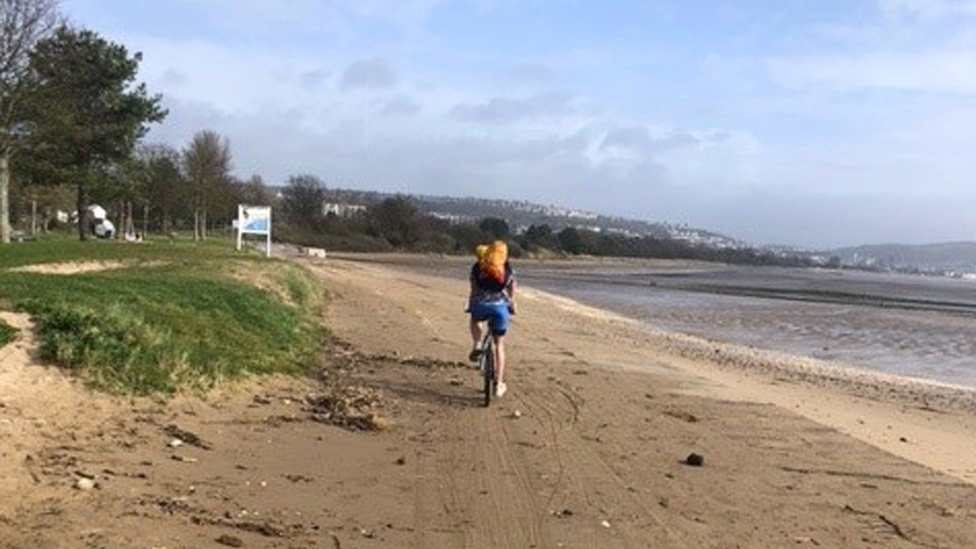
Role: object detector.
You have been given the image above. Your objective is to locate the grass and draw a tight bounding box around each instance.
[0,319,16,348]
[0,236,325,395]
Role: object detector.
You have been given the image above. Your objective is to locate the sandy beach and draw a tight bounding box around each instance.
[2,252,976,548]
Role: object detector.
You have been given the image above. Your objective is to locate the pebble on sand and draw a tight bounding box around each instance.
[215,534,244,547]
[685,453,705,467]
[74,477,96,491]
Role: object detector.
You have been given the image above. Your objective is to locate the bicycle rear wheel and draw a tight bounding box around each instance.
[481,336,495,407]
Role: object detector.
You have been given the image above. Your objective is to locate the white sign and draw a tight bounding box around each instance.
[236,205,272,257]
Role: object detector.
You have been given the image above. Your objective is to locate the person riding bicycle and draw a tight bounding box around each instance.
[468,241,517,397]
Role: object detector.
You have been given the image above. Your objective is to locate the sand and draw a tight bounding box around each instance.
[1,253,976,548]
[7,260,132,274]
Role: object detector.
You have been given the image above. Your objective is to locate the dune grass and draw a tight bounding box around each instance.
[0,237,324,395]
[0,320,16,348]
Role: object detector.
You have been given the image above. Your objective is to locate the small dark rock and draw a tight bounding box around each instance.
[395,457,406,465]
[685,453,704,467]
[899,436,909,443]
[216,534,244,547]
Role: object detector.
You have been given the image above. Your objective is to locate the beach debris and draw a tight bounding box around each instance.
[600,519,612,529]
[303,247,327,259]
[360,528,375,539]
[305,385,389,431]
[550,508,574,518]
[163,424,211,450]
[171,455,198,463]
[74,477,96,491]
[512,409,523,419]
[664,409,699,423]
[216,534,244,547]
[168,438,184,448]
[685,453,705,467]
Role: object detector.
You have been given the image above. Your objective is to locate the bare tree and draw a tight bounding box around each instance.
[184,130,232,240]
[0,0,60,243]
[138,143,186,234]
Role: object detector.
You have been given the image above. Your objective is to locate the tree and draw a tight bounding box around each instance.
[183,130,231,240]
[522,223,557,250]
[368,196,426,248]
[0,0,60,243]
[23,26,165,240]
[281,174,325,227]
[240,174,273,206]
[138,143,185,233]
[478,216,510,239]
[557,226,584,254]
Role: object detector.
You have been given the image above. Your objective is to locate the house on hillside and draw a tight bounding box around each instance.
[323,202,367,217]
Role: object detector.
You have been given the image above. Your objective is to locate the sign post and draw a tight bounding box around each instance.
[236,205,272,258]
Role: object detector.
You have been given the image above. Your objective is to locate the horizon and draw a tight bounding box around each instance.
[63,0,976,249]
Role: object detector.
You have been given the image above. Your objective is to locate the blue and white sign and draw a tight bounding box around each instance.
[236,205,272,257]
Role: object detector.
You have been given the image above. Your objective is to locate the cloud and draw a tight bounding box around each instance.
[377,94,423,116]
[158,68,189,88]
[498,63,556,84]
[170,0,447,37]
[765,51,976,94]
[879,0,976,20]
[450,93,576,123]
[600,126,700,153]
[299,69,330,89]
[341,59,398,91]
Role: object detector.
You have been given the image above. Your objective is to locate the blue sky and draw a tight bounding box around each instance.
[63,0,976,248]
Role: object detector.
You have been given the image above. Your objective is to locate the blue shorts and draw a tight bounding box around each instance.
[470,301,511,336]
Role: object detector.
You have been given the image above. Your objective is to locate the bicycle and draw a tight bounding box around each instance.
[477,331,496,407]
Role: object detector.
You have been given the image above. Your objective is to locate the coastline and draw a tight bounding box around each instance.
[518,284,976,486]
[322,252,976,486]
[524,284,976,410]
[4,250,976,548]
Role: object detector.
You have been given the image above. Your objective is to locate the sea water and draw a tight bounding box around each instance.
[519,264,976,388]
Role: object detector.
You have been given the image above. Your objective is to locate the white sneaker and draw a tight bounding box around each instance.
[495,382,507,398]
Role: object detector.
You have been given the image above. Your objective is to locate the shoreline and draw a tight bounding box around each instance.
[4,250,976,547]
[524,284,976,410]
[318,251,976,486]
[517,284,976,486]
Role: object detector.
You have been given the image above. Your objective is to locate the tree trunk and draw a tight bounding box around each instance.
[116,201,124,240]
[142,204,148,237]
[31,200,37,237]
[0,153,10,244]
[202,209,208,240]
[193,208,200,241]
[77,182,88,241]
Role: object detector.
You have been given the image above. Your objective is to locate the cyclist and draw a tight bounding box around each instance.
[468,241,517,397]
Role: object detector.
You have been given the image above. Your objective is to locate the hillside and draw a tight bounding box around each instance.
[832,241,976,272]
[318,188,745,249]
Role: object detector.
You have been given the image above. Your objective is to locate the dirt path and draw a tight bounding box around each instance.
[2,254,976,548]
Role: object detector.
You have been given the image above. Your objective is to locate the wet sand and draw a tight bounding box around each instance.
[2,252,976,548]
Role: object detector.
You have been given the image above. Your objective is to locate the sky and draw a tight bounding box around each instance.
[62,0,976,249]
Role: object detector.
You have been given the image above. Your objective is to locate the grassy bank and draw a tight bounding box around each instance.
[0,237,324,394]
[0,320,16,348]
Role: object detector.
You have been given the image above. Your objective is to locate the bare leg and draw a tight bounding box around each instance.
[494,334,506,384]
[469,318,484,351]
